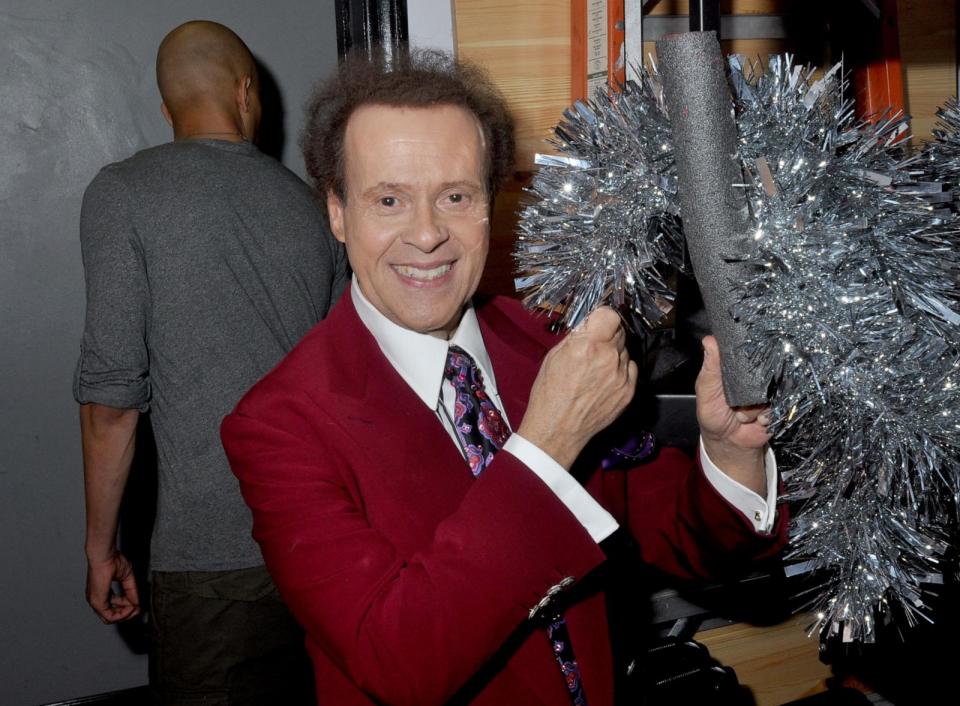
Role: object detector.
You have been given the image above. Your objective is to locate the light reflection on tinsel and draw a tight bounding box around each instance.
[731,55,960,642]
[513,65,685,331]
[517,51,960,644]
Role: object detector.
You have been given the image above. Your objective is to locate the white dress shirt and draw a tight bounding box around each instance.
[351,278,777,542]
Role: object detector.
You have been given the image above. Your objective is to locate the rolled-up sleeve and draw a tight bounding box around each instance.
[73,170,151,411]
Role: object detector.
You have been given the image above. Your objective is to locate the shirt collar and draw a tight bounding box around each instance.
[350,276,499,409]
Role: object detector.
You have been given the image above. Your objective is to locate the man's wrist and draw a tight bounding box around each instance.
[85,536,118,562]
[700,437,766,494]
[514,424,580,471]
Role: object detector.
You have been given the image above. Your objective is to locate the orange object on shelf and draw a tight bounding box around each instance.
[571,0,626,102]
[852,0,905,121]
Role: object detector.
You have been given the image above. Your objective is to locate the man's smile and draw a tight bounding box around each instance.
[392,262,455,282]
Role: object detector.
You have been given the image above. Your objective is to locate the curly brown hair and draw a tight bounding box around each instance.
[301,49,515,202]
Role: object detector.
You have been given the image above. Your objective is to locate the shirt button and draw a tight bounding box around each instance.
[754,511,762,522]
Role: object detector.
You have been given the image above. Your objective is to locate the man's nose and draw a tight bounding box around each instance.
[404,202,449,251]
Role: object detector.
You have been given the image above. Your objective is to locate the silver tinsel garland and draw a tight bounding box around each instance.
[731,56,960,642]
[516,54,960,643]
[513,67,685,331]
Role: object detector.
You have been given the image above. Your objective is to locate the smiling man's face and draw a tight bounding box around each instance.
[327,103,491,339]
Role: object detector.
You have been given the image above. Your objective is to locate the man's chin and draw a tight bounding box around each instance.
[400,308,467,340]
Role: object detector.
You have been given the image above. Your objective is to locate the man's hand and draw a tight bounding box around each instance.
[696,335,769,494]
[86,549,140,623]
[518,307,638,469]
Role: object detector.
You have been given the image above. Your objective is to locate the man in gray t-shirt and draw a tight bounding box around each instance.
[75,21,346,704]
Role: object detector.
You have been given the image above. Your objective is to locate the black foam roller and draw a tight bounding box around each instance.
[657,31,767,406]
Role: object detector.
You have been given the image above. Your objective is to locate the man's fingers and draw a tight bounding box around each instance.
[701,335,721,372]
[118,572,140,605]
[734,405,770,425]
[613,325,626,352]
[109,593,136,609]
[576,306,621,341]
[94,593,141,623]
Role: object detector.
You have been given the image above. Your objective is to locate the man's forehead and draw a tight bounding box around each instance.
[341,103,487,184]
[344,103,485,146]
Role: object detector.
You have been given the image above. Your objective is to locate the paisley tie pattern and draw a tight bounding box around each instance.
[443,345,589,705]
[443,345,510,475]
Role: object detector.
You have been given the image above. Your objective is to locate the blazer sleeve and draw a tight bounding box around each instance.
[222,391,606,706]
[598,446,788,581]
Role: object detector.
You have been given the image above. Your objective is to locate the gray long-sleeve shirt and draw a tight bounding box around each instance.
[75,139,347,571]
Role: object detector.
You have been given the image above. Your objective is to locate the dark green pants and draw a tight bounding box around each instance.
[150,566,316,706]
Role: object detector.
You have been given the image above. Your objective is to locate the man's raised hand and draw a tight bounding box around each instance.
[518,307,637,469]
[696,335,769,494]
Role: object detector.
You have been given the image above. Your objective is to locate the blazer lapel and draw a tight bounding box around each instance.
[317,295,478,548]
[476,299,553,430]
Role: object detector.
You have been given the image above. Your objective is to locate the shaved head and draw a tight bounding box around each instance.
[156,21,259,135]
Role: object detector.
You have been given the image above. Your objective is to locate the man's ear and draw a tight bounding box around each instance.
[238,76,253,113]
[160,102,173,127]
[326,191,346,243]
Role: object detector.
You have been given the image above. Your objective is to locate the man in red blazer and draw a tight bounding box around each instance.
[222,50,787,706]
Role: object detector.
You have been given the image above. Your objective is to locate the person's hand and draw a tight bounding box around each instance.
[86,549,140,623]
[696,335,769,494]
[518,307,638,469]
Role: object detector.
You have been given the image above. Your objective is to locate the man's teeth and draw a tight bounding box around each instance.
[394,264,452,280]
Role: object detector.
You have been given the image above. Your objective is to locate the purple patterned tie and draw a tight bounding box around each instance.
[443,345,510,476]
[443,345,589,705]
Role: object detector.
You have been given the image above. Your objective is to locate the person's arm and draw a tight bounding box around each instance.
[80,403,141,622]
[74,170,151,622]
[516,319,786,580]
[610,334,786,580]
[223,401,605,706]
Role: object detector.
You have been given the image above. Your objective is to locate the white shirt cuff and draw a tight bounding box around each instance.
[503,434,620,543]
[699,437,778,533]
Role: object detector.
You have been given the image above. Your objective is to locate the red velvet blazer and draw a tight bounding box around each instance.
[221,290,786,706]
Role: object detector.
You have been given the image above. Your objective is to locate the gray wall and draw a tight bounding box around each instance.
[0,2,337,703]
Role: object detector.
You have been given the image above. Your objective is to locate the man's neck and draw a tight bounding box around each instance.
[173,117,247,142]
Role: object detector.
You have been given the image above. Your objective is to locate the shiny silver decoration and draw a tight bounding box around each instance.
[733,55,960,642]
[519,52,960,644]
[513,65,685,332]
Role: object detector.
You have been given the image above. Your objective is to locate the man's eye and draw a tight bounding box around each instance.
[379,196,397,207]
[445,192,472,206]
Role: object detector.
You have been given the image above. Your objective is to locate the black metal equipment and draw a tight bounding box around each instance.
[334,0,408,58]
[688,0,721,36]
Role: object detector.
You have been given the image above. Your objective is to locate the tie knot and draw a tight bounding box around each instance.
[444,345,483,390]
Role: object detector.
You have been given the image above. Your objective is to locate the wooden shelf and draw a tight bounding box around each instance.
[696,613,834,706]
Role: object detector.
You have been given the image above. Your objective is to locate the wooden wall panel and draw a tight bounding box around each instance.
[897,0,956,142]
[454,0,571,294]
[455,0,570,172]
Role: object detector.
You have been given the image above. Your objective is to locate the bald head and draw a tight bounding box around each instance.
[156,21,260,140]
